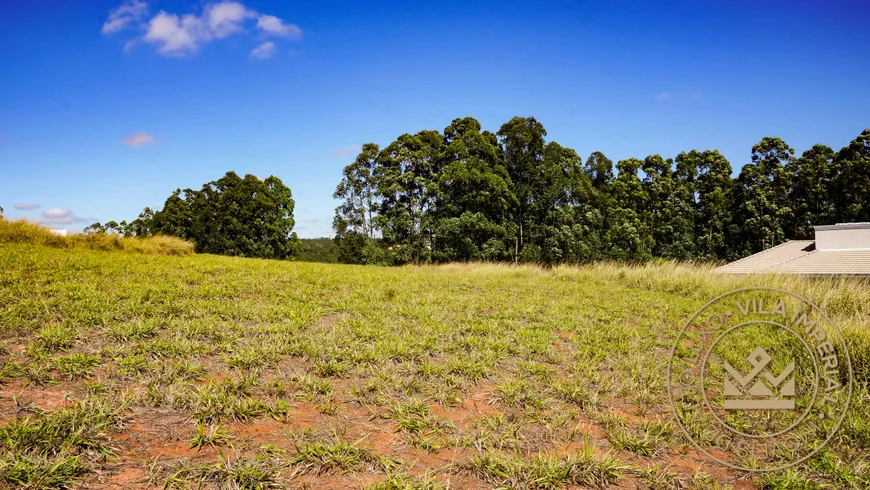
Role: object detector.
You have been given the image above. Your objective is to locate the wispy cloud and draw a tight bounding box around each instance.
[103,1,301,58]
[256,15,302,38]
[122,131,156,147]
[14,203,41,211]
[333,144,361,159]
[654,92,670,100]
[102,0,148,34]
[301,218,319,224]
[250,41,276,59]
[41,208,93,225]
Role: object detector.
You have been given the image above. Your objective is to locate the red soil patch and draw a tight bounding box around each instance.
[86,465,148,490]
[0,381,77,412]
[574,420,607,439]
[113,416,203,461]
[607,407,648,424]
[230,416,294,448]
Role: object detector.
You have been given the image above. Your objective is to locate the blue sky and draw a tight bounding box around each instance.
[1,1,869,237]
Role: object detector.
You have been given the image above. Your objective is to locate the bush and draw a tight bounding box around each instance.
[0,219,193,256]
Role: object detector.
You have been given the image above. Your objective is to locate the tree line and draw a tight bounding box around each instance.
[85,171,301,259]
[332,116,870,265]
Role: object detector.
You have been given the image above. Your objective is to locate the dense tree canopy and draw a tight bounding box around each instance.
[85,172,300,260]
[333,116,870,265]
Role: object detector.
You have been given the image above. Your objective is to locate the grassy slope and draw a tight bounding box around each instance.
[0,243,868,489]
[0,219,194,256]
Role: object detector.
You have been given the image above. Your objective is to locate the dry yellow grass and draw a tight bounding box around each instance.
[416,259,870,385]
[0,218,193,256]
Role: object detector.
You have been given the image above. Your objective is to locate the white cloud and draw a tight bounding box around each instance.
[145,12,211,56]
[301,218,319,224]
[250,41,276,59]
[654,92,670,100]
[256,15,302,38]
[206,2,256,39]
[122,131,156,147]
[14,203,41,211]
[41,209,94,225]
[103,1,300,57]
[102,0,148,34]
[43,208,72,220]
[42,209,76,224]
[333,144,361,158]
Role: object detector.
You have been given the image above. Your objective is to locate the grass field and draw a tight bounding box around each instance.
[1,238,869,488]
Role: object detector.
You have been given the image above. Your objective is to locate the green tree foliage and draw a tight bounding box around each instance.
[606,158,652,260]
[730,137,794,257]
[497,116,548,261]
[585,151,613,192]
[788,145,835,239]
[681,150,733,259]
[831,129,870,223]
[374,130,444,262]
[333,143,379,240]
[87,172,300,260]
[643,155,695,259]
[298,238,340,263]
[434,117,514,262]
[532,142,602,262]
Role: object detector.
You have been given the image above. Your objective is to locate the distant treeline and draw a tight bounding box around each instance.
[298,238,340,263]
[332,116,870,265]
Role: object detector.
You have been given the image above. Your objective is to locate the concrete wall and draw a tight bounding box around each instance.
[815,225,870,250]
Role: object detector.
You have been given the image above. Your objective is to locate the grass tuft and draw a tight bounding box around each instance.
[462,449,625,489]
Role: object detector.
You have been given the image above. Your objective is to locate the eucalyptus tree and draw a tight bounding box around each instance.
[433,117,515,261]
[830,129,870,224]
[497,116,547,261]
[333,143,380,239]
[643,154,695,258]
[730,137,794,257]
[675,150,732,259]
[374,130,444,262]
[788,144,835,239]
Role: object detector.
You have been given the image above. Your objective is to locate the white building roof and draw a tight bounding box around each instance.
[715,223,870,276]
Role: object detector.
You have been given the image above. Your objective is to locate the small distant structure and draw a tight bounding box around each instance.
[48,228,68,237]
[715,223,870,277]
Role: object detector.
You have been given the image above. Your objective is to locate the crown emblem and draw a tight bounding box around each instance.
[722,347,795,410]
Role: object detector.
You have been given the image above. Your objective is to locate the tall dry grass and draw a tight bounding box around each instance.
[0,218,193,256]
[422,259,870,387]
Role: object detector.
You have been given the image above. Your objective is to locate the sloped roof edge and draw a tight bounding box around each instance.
[715,240,870,276]
[714,240,814,274]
